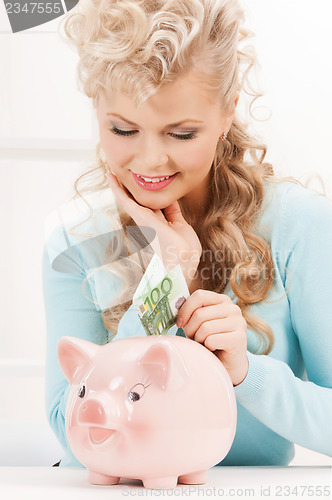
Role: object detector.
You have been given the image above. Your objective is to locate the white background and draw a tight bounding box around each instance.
[0,0,331,466]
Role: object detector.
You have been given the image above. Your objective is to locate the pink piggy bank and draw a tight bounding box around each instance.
[57,335,236,489]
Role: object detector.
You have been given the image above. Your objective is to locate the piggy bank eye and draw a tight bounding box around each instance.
[128,383,145,402]
[78,383,86,398]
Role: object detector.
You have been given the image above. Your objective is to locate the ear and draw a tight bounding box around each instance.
[57,336,101,385]
[138,339,190,392]
[226,92,239,127]
[234,91,240,110]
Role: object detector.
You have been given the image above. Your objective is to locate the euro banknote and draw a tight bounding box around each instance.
[133,253,189,335]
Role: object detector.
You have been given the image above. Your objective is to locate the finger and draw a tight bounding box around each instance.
[151,208,168,223]
[204,331,241,353]
[108,173,164,219]
[181,303,232,338]
[163,200,187,225]
[107,172,140,210]
[107,173,166,227]
[107,172,133,200]
[184,316,237,344]
[176,290,232,327]
[106,171,121,188]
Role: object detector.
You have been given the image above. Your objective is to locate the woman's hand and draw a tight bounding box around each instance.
[176,289,249,386]
[107,172,202,290]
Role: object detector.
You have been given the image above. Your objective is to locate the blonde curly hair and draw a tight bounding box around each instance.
[59,0,306,353]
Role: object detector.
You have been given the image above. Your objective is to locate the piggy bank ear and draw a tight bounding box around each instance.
[138,340,190,391]
[57,336,100,385]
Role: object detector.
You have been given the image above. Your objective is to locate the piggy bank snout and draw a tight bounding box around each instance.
[78,398,107,426]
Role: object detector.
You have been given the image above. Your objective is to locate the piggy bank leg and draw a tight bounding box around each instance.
[178,470,208,485]
[88,470,120,485]
[142,476,178,489]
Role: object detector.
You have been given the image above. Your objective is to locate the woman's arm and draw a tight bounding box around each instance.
[234,184,332,456]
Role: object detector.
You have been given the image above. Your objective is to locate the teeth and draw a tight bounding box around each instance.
[137,174,170,183]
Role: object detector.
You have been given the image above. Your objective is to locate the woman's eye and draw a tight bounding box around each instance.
[169,132,197,141]
[109,126,137,137]
[109,127,197,141]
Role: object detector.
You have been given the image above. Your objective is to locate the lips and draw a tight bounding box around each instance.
[89,427,115,445]
[131,171,178,191]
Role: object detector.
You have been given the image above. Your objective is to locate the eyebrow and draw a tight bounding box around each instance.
[106,113,203,127]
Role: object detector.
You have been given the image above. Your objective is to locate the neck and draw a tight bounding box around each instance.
[179,170,213,226]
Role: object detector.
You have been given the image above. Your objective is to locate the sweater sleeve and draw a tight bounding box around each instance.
[42,232,109,461]
[234,185,332,457]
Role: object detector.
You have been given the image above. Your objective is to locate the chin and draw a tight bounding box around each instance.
[138,200,167,210]
[132,193,173,211]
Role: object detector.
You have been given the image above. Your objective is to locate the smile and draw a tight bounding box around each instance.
[132,171,178,191]
[136,174,170,182]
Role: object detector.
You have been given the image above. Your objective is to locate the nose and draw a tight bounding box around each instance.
[136,134,168,170]
[78,399,107,426]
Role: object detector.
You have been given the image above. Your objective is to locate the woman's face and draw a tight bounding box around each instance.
[97,73,237,213]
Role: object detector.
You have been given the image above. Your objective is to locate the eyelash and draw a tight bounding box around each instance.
[109,126,197,141]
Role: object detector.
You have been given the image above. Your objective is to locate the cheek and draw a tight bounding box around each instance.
[100,130,133,167]
[175,139,216,173]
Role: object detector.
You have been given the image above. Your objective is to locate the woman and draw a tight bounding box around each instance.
[43,0,332,466]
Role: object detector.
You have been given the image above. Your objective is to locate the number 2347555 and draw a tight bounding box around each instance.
[5,3,62,15]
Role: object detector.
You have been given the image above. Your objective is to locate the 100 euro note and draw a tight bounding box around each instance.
[133,253,190,335]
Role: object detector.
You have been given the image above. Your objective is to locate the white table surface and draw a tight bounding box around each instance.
[0,466,330,500]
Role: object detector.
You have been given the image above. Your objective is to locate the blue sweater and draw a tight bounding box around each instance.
[42,180,332,466]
